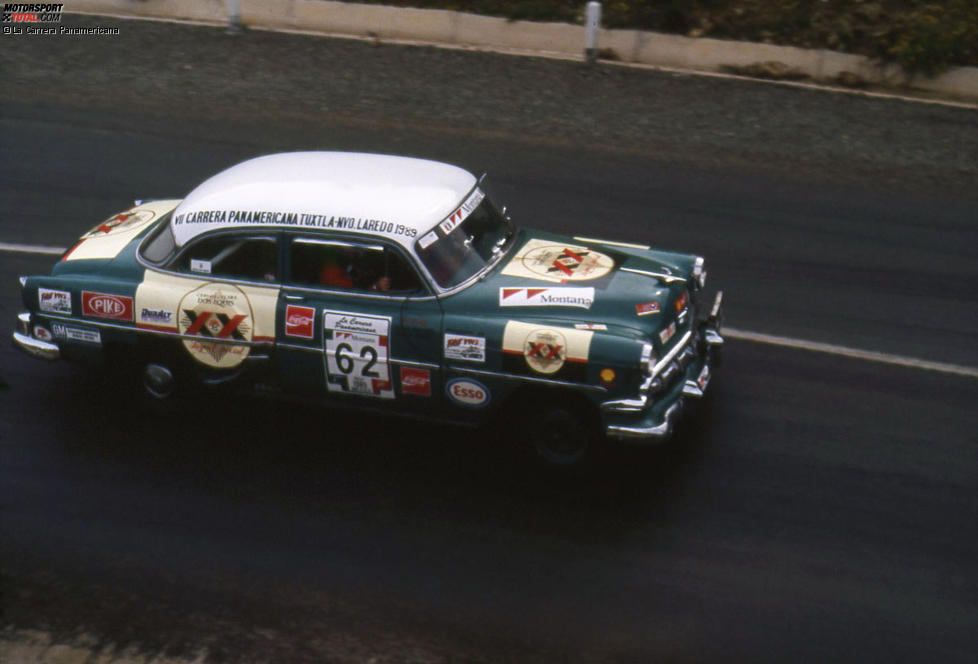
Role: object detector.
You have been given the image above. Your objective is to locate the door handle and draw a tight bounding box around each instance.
[284,294,305,301]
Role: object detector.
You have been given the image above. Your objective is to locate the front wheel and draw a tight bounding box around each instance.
[517,395,602,470]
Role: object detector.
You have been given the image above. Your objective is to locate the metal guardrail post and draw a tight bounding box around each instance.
[585,1,601,63]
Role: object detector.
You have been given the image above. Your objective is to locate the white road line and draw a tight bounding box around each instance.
[0,242,66,256]
[725,327,978,379]
[3,241,974,378]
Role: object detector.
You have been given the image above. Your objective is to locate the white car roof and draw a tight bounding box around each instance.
[170,152,478,249]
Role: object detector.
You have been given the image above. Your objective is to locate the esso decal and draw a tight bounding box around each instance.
[446,378,490,407]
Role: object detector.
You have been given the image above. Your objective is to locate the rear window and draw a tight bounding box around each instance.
[140,216,177,264]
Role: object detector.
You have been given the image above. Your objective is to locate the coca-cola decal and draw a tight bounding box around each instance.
[285,305,315,338]
[82,291,133,321]
[399,367,431,397]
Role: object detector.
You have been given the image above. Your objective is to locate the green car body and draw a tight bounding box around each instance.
[13,153,723,466]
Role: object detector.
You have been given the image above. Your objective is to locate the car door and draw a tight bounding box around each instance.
[276,234,443,414]
[135,231,280,373]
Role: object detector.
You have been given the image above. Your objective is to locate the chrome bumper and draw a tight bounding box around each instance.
[12,312,60,361]
[604,291,723,442]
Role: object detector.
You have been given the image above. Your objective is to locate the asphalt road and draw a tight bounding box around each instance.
[3,18,978,664]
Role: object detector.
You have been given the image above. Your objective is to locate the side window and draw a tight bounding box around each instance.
[289,238,424,294]
[172,235,278,282]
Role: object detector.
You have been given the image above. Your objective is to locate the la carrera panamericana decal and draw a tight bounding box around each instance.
[178,284,253,369]
[323,312,394,399]
[501,239,615,284]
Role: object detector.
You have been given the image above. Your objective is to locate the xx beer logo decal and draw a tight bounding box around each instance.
[502,320,593,381]
[501,238,615,284]
[182,310,247,339]
[82,209,156,238]
[178,284,253,369]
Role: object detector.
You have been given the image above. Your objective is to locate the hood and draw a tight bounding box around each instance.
[449,230,696,341]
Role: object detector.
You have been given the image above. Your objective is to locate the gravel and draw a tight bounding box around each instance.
[2,14,976,196]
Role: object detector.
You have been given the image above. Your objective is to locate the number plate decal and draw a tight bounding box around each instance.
[323,311,394,399]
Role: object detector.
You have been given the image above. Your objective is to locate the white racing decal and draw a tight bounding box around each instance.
[659,321,677,345]
[323,311,394,399]
[446,378,490,407]
[443,333,485,363]
[439,188,484,236]
[39,288,71,314]
[51,323,100,344]
[190,259,212,274]
[418,230,438,249]
[499,287,594,309]
[501,238,615,283]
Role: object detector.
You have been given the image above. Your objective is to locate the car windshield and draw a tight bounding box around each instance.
[415,188,516,289]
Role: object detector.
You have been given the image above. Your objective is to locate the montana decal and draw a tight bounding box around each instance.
[178,284,253,369]
[323,312,394,399]
[501,239,615,284]
[498,287,594,309]
[502,321,592,382]
[439,188,484,236]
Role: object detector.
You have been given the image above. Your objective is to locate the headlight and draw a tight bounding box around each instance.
[692,256,707,290]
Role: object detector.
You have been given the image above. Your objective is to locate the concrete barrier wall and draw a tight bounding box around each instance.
[66,0,978,101]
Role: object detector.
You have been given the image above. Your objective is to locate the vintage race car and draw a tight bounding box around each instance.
[13,152,723,466]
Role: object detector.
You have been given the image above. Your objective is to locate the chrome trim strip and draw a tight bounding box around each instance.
[572,236,651,250]
[448,365,607,393]
[620,267,686,284]
[39,314,266,348]
[652,330,693,377]
[710,290,723,320]
[607,400,683,440]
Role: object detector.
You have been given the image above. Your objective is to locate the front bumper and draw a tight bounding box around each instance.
[602,291,723,442]
[12,312,61,361]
